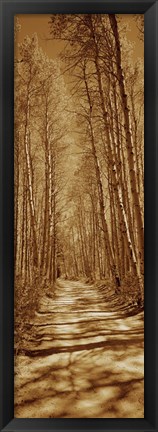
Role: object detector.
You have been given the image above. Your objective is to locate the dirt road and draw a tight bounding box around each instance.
[14,279,144,418]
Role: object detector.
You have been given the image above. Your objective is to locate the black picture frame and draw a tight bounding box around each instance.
[0,0,157,431]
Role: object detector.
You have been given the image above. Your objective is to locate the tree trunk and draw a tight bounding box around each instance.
[83,64,121,288]
[109,14,144,280]
[24,86,38,269]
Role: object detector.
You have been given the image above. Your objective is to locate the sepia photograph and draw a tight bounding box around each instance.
[14,13,144,418]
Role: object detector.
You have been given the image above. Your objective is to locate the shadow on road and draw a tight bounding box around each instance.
[14,279,144,418]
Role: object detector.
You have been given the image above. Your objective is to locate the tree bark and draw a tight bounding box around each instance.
[109,14,144,279]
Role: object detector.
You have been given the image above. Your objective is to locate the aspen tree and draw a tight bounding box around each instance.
[109,14,144,279]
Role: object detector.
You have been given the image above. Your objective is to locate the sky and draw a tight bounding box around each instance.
[15,14,144,63]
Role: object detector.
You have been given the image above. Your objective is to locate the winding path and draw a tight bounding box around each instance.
[14,279,144,418]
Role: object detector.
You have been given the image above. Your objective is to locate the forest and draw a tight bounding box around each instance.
[14,14,144,418]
